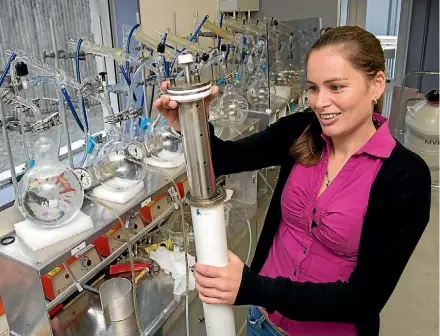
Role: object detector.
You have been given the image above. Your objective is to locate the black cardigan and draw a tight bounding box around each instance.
[209,111,432,336]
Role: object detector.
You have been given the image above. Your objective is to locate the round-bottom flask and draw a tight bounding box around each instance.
[93,125,147,191]
[17,136,84,228]
[218,84,249,126]
[144,117,185,168]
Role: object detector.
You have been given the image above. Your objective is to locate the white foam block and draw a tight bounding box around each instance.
[14,211,94,251]
[92,181,144,204]
[145,154,185,169]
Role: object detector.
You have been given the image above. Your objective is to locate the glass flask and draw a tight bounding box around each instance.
[17,136,84,228]
[247,66,272,108]
[144,116,184,166]
[93,125,147,191]
[208,96,224,137]
[217,84,249,126]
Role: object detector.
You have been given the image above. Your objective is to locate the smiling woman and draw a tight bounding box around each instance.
[154,25,432,336]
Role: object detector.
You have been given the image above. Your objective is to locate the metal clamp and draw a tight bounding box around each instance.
[105,108,142,124]
[31,112,61,133]
[186,186,226,208]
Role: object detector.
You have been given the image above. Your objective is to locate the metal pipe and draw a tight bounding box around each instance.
[0,101,18,196]
[49,19,64,156]
[49,18,74,167]
[9,65,32,167]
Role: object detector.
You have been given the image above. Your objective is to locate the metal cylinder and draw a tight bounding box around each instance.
[179,99,216,199]
[167,54,217,200]
[99,278,134,324]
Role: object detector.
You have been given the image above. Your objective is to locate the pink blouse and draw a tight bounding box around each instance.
[259,114,396,335]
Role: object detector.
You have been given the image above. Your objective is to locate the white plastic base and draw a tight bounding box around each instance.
[14,211,94,251]
[190,203,236,336]
[145,153,186,169]
[91,181,144,204]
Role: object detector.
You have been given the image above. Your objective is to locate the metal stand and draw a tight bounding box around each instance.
[0,100,18,196]
[167,53,236,336]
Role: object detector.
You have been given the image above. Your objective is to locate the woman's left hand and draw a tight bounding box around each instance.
[194,250,244,305]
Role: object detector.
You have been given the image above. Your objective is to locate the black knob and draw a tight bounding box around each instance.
[426,89,439,104]
[15,62,29,77]
[220,44,227,52]
[99,72,107,81]
[157,43,166,53]
[201,53,209,62]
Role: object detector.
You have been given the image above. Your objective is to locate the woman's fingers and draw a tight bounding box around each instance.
[198,292,228,305]
[196,282,226,299]
[194,270,223,289]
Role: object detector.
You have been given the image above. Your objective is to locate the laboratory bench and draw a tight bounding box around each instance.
[0,117,281,336]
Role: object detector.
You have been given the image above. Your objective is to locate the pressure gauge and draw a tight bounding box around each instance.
[74,168,94,190]
[126,143,145,161]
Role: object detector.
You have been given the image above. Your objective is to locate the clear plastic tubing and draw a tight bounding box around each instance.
[68,39,140,65]
[126,59,161,110]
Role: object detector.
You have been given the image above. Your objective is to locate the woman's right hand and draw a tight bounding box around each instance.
[153,81,219,132]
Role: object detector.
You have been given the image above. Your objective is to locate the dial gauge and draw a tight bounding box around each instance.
[126,143,144,160]
[74,168,93,189]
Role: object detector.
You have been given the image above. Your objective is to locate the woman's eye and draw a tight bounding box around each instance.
[330,85,344,91]
[307,86,318,93]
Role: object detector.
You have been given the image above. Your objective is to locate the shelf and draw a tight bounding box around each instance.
[0,165,186,276]
[50,184,277,335]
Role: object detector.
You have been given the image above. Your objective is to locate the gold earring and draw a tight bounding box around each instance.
[373,97,378,105]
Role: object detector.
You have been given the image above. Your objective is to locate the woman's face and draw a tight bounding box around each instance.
[306,46,385,138]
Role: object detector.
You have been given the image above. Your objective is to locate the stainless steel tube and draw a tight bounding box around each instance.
[179,100,216,199]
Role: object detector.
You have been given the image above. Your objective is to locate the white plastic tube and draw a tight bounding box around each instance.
[190,203,236,336]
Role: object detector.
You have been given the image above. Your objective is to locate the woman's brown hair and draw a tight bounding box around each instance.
[291,26,386,166]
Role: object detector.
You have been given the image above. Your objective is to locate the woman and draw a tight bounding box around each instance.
[154,26,432,336]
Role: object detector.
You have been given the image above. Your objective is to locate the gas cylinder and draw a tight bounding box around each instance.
[404,89,439,186]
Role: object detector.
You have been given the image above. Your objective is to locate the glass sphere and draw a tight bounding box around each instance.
[93,126,147,191]
[144,117,184,164]
[17,136,84,228]
[217,84,249,126]
[247,67,271,107]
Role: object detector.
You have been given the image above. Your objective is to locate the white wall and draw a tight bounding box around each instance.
[254,0,340,28]
[365,0,391,35]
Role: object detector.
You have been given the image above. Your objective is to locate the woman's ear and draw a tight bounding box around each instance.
[371,71,386,99]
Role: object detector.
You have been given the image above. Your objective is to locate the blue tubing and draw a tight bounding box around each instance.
[149,85,155,116]
[126,23,140,72]
[61,88,85,133]
[190,15,208,42]
[76,39,89,131]
[0,52,17,87]
[120,64,138,103]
